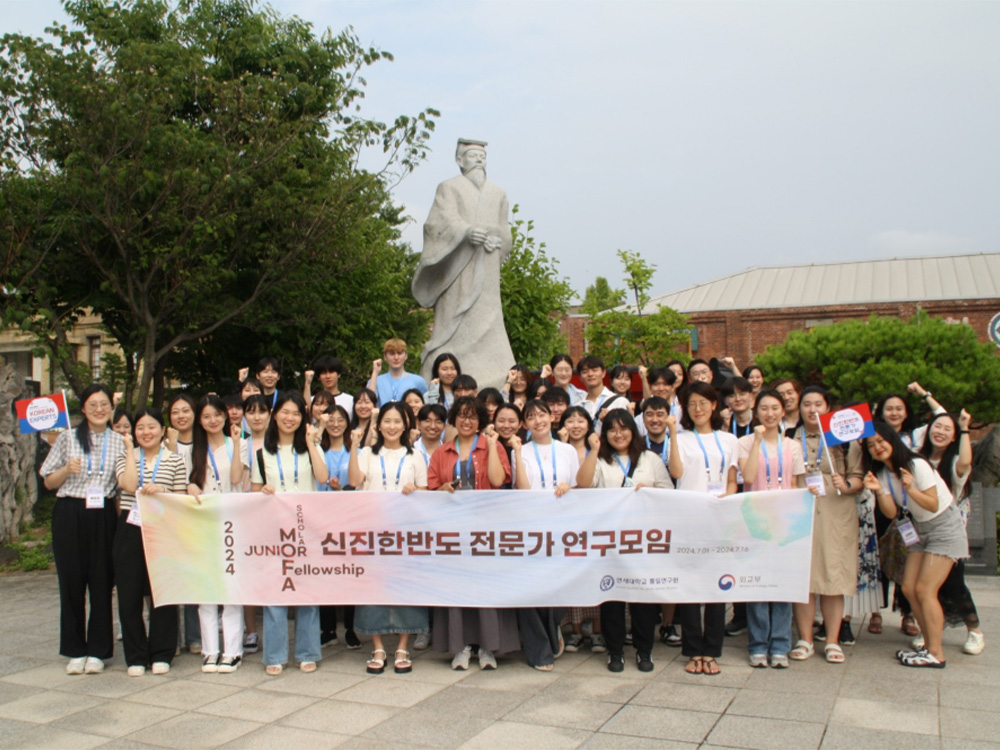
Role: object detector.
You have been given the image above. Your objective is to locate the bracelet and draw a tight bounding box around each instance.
[923,392,932,400]
[960,430,970,434]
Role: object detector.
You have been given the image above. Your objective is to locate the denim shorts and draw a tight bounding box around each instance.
[911,503,968,560]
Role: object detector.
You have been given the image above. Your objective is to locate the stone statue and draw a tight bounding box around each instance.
[412,139,515,389]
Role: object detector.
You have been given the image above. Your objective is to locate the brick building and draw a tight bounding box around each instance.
[561,252,1000,367]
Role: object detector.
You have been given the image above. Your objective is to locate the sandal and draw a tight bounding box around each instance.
[790,639,814,660]
[265,664,283,676]
[901,650,946,669]
[685,657,703,674]
[367,649,387,675]
[394,649,412,674]
[868,613,882,634]
[702,657,721,676]
[299,661,317,673]
[533,663,554,672]
[901,614,920,637]
[824,644,845,663]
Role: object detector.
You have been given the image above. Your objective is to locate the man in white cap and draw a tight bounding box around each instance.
[412,139,515,389]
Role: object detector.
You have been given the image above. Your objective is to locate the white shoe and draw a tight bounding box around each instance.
[413,632,431,651]
[451,645,472,670]
[911,633,925,650]
[66,657,87,675]
[478,649,497,670]
[84,657,104,674]
[963,631,985,655]
[127,665,146,677]
[152,661,170,675]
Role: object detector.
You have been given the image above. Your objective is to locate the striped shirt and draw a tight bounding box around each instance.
[40,428,125,500]
[114,449,188,511]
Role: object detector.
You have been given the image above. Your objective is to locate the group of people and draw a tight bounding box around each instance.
[39,337,983,679]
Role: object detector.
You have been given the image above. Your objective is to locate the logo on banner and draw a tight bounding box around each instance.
[718,574,736,591]
[15,392,71,433]
[819,404,875,447]
[600,575,615,592]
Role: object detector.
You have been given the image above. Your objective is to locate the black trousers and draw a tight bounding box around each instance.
[320,605,355,635]
[600,601,659,656]
[52,497,117,659]
[679,602,725,658]
[113,512,178,666]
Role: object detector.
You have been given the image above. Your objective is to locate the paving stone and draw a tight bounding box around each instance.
[599,704,719,743]
[0,725,109,749]
[725,688,834,723]
[197,687,320,723]
[631,681,737,712]
[126,713,262,749]
[830,696,939,736]
[362,705,494,748]
[407,684,528,719]
[217,724,352,749]
[707,715,826,749]
[458,720,592,749]
[124,678,242,710]
[280,699,400,735]
[334,676,445,707]
[502,693,622,731]
[0,689,103,723]
[940,706,998,741]
[820,725,943,749]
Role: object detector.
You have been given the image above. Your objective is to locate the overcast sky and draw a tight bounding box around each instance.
[7,0,1000,301]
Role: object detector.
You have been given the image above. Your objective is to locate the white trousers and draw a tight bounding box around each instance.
[198,604,245,658]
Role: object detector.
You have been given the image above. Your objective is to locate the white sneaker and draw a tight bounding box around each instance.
[478,649,497,670]
[451,645,472,670]
[84,657,104,674]
[201,654,219,673]
[127,665,146,677]
[963,631,985,655]
[911,633,925,650]
[66,657,87,675]
[152,661,170,675]
[413,632,431,651]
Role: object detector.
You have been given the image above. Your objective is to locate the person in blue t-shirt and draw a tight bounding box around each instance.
[367,338,428,406]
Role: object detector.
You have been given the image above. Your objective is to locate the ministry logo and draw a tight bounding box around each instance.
[718,574,736,591]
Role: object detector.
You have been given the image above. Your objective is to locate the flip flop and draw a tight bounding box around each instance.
[685,657,703,674]
[702,657,721,676]
[868,613,882,634]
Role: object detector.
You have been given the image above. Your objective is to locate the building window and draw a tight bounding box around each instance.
[88,336,101,380]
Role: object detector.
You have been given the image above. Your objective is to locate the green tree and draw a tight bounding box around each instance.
[580,276,625,317]
[585,250,690,366]
[499,206,575,368]
[0,0,437,408]
[754,310,1000,422]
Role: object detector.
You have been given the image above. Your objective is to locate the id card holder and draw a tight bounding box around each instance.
[897,519,920,546]
[805,473,826,497]
[622,476,636,488]
[86,487,105,509]
[126,502,142,527]
[735,468,744,485]
[706,481,724,497]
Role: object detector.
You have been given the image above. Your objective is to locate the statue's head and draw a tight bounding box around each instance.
[456,138,487,175]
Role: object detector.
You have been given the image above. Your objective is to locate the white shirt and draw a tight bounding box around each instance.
[252,444,316,493]
[515,439,580,489]
[591,451,672,489]
[356,446,427,491]
[675,430,740,494]
[878,458,954,523]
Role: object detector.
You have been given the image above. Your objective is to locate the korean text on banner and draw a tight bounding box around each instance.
[818,404,875,447]
[139,488,815,607]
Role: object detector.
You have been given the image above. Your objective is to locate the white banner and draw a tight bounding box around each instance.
[140,488,815,607]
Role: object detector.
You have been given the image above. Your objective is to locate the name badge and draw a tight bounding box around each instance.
[86,488,105,509]
[126,502,142,527]
[707,481,724,497]
[897,519,920,546]
[805,473,826,497]
[735,468,744,485]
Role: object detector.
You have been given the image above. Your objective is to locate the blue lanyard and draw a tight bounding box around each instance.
[761,435,782,488]
[614,453,632,477]
[418,440,430,467]
[532,440,558,488]
[207,438,233,486]
[671,398,681,421]
[247,434,253,466]
[138,448,163,488]
[380,451,405,490]
[646,435,668,463]
[86,432,110,477]
[590,394,608,424]
[694,430,726,481]
[275,448,299,490]
[800,430,823,470]
[731,417,751,437]
[885,473,908,512]
[454,435,479,482]
[271,391,278,408]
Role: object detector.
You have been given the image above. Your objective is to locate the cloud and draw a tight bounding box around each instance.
[868,230,980,256]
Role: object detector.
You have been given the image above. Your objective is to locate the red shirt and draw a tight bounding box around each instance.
[427,436,511,490]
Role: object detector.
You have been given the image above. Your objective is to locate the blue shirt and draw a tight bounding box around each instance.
[375,371,428,405]
[318,447,350,491]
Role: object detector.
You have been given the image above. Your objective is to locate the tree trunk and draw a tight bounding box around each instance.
[0,364,39,544]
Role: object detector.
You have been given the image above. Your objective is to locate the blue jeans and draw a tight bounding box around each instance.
[262,606,321,667]
[747,601,792,656]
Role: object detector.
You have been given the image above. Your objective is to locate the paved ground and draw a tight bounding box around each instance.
[0,572,998,749]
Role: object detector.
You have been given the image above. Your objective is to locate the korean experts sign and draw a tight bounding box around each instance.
[139,488,815,607]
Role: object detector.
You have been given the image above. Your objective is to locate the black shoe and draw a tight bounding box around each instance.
[636,652,654,673]
[607,652,625,673]
[725,619,747,637]
[839,620,856,646]
[663,624,681,647]
[345,629,361,650]
[814,623,827,642]
[624,632,633,646]
[320,631,338,648]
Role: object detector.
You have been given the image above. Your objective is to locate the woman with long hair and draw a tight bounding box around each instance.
[40,384,125,675]
[350,388,379,450]
[252,392,329,675]
[426,352,461,410]
[863,422,967,667]
[918,411,984,655]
